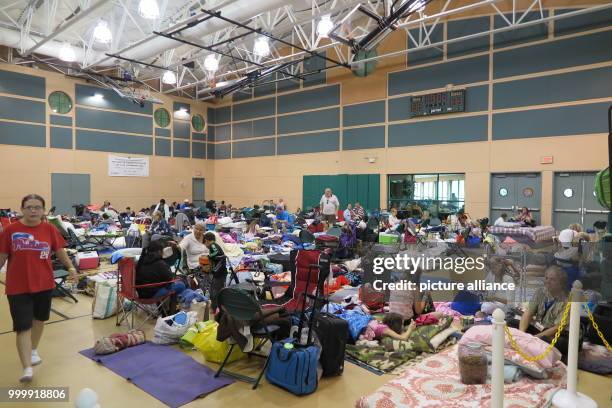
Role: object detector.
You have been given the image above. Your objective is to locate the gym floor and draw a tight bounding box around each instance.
[0,272,610,408]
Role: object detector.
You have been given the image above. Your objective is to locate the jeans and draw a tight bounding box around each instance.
[153,281,187,299]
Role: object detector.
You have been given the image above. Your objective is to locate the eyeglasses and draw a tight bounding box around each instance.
[24,206,44,211]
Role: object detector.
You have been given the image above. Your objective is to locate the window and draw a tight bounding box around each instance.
[191,114,205,132]
[48,91,72,114]
[154,108,171,128]
[388,173,465,219]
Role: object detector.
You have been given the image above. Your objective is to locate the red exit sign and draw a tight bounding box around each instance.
[540,156,554,164]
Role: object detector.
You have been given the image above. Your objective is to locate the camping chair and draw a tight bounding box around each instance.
[260,249,330,313]
[214,286,281,389]
[53,269,78,303]
[66,228,99,252]
[115,257,177,330]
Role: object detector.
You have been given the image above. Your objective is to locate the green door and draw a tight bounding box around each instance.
[302,174,380,212]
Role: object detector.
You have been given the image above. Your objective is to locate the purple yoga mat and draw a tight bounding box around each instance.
[79,342,233,408]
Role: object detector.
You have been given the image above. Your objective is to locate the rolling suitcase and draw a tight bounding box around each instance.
[312,312,349,376]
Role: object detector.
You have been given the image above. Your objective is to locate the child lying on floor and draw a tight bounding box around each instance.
[362,313,418,341]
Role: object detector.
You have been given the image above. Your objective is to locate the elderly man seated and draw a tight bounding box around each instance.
[518,265,573,358]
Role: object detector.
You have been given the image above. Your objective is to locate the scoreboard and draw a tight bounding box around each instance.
[410,89,465,117]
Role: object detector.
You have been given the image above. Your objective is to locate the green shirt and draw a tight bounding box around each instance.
[527,288,568,329]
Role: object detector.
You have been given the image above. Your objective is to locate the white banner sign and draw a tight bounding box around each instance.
[108,155,149,177]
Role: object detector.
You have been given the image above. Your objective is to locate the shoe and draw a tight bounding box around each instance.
[19,367,33,383]
[31,350,42,366]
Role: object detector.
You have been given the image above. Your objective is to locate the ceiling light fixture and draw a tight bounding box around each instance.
[138,0,160,20]
[253,36,270,57]
[203,54,219,72]
[59,42,76,62]
[162,70,176,84]
[316,15,334,38]
[93,20,112,44]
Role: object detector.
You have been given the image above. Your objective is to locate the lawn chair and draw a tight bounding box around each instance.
[260,249,330,313]
[53,269,78,303]
[214,286,282,389]
[115,257,177,329]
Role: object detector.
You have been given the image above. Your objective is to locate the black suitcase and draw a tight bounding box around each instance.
[312,312,349,376]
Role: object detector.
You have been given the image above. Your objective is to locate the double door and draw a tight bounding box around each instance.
[490,173,541,224]
[553,172,608,231]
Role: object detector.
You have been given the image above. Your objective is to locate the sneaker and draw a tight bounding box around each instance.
[19,367,33,383]
[31,350,42,366]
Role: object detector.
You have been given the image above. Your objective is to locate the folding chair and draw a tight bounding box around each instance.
[67,228,99,252]
[214,286,281,389]
[53,269,78,303]
[115,257,177,329]
[260,249,330,313]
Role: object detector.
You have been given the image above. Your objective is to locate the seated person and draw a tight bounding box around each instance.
[99,213,115,226]
[246,219,261,235]
[362,313,418,341]
[179,222,209,272]
[179,199,191,210]
[494,213,508,226]
[555,233,590,291]
[389,268,437,322]
[274,206,291,232]
[142,210,174,248]
[479,258,518,314]
[409,202,423,219]
[206,208,218,225]
[352,202,366,222]
[516,207,535,226]
[415,211,427,227]
[388,208,400,229]
[558,223,582,248]
[517,265,572,357]
[135,240,185,300]
[343,204,353,223]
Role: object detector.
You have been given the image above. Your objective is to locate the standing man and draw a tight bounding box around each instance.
[320,188,340,228]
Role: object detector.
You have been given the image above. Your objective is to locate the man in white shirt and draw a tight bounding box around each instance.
[558,223,581,248]
[320,188,339,227]
[494,213,508,226]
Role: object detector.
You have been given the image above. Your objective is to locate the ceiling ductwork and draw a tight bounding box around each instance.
[0,0,285,68]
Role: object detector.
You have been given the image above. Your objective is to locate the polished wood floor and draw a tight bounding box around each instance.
[0,272,610,408]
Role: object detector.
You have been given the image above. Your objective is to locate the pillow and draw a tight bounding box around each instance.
[460,325,561,369]
[430,327,458,350]
[483,346,548,379]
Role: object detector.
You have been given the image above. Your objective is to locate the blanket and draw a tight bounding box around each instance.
[346,316,455,372]
[489,225,555,243]
[356,345,566,408]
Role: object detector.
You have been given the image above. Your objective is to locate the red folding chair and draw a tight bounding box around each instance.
[260,249,330,313]
[115,257,178,329]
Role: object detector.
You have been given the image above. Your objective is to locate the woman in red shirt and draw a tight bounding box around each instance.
[0,194,77,383]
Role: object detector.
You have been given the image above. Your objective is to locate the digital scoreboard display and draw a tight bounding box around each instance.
[410,89,466,117]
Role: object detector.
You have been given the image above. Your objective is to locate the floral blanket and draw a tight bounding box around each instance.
[356,345,566,408]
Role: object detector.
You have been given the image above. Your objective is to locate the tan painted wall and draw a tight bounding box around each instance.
[0,2,609,224]
[0,63,213,211]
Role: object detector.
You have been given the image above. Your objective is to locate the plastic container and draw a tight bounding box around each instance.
[458,342,487,384]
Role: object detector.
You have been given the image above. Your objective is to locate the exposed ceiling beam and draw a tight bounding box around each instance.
[21,0,111,57]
